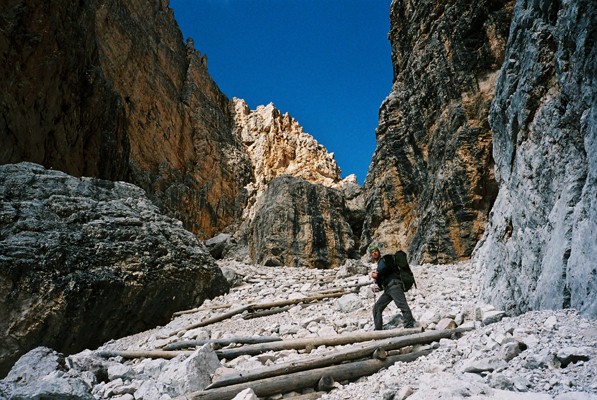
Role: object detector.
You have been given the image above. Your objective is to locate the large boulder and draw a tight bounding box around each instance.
[0,163,229,377]
[248,175,357,268]
[362,0,513,263]
[473,0,597,319]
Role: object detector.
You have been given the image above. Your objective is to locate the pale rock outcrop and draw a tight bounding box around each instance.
[0,347,94,399]
[473,0,597,319]
[0,162,229,377]
[232,98,343,193]
[362,0,513,263]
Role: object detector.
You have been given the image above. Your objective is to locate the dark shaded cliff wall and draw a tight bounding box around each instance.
[362,0,513,263]
[0,0,252,238]
[249,176,357,268]
[473,0,597,319]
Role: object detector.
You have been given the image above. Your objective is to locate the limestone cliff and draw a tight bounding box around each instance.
[233,98,343,192]
[362,0,513,263]
[0,0,252,239]
[473,0,597,319]
[232,99,362,266]
[248,175,357,268]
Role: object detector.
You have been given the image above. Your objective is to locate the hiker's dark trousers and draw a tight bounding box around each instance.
[373,279,414,330]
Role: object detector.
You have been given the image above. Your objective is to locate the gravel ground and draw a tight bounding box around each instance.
[93,258,597,400]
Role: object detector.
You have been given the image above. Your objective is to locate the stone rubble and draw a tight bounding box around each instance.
[1,259,595,400]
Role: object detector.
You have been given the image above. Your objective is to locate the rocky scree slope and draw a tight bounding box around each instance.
[1,258,595,399]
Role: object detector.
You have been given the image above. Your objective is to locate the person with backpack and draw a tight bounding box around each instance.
[369,246,416,330]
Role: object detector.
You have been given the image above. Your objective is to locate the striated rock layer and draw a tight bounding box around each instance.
[362,0,513,263]
[473,0,597,319]
[0,0,252,239]
[248,175,357,268]
[0,163,229,377]
[232,99,363,266]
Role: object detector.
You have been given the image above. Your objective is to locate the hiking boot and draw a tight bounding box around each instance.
[404,319,417,329]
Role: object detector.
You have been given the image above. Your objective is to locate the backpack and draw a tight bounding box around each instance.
[381,251,417,292]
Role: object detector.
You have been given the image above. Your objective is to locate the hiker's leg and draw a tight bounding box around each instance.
[386,283,415,326]
[373,292,392,330]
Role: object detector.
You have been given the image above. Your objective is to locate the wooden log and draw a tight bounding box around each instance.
[169,305,251,336]
[242,305,294,319]
[174,349,432,400]
[208,328,464,388]
[280,392,327,400]
[97,350,193,359]
[248,291,351,311]
[170,291,353,336]
[162,336,283,351]
[216,327,424,359]
[172,304,232,317]
[309,280,372,295]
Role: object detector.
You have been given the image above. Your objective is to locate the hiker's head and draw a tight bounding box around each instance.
[369,245,380,261]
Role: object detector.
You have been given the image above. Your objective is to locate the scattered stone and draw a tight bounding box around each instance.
[2,260,595,400]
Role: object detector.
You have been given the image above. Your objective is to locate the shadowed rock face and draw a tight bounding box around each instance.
[0,0,252,239]
[231,99,363,264]
[362,0,513,263]
[473,0,597,319]
[248,176,357,268]
[0,163,230,377]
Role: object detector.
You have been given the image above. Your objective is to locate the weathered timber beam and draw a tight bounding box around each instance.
[169,305,251,336]
[174,349,432,400]
[215,327,425,359]
[242,305,294,319]
[97,350,193,359]
[208,328,465,388]
[170,291,354,336]
[249,291,352,311]
[172,304,232,318]
[162,336,283,351]
[309,280,373,295]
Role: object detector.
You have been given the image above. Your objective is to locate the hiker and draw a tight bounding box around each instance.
[369,246,416,330]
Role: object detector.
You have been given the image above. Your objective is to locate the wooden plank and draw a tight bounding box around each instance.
[216,327,424,359]
[208,328,465,388]
[174,349,432,400]
[162,336,283,351]
[97,350,193,359]
[172,304,232,317]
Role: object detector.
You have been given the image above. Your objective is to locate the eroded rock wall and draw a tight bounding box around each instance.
[362,0,513,263]
[0,162,229,377]
[473,0,597,319]
[232,99,362,266]
[0,0,252,239]
[248,175,357,268]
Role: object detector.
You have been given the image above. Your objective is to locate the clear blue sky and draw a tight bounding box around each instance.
[169,0,392,185]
